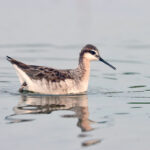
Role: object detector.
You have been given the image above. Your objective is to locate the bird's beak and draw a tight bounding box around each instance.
[99,57,116,70]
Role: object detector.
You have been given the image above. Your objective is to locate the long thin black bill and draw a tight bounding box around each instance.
[99,58,116,70]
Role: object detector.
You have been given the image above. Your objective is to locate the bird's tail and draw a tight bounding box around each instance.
[6,56,19,65]
[6,56,29,71]
[6,56,13,62]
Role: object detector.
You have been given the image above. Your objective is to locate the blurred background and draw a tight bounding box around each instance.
[0,0,150,45]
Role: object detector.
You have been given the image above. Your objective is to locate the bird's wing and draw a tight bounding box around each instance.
[7,56,73,82]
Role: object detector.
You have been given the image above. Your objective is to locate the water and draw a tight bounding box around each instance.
[1,0,150,150]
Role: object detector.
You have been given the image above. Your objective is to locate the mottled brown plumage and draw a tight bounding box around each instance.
[7,56,74,82]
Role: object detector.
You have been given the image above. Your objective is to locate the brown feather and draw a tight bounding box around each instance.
[7,56,74,82]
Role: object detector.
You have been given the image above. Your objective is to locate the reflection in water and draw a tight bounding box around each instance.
[122,72,140,75]
[82,139,101,147]
[9,95,92,131]
[5,94,101,147]
[129,85,146,88]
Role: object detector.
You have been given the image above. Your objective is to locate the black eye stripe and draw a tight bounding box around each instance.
[89,51,96,55]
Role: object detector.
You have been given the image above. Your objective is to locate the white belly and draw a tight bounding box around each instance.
[27,78,88,95]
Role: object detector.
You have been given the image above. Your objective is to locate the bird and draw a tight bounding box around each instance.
[6,44,116,95]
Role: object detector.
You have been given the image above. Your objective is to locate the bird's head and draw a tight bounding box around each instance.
[80,44,116,70]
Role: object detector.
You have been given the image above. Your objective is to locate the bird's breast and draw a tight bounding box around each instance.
[28,77,88,95]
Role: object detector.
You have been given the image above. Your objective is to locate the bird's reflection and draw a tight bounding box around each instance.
[6,94,102,146]
[6,94,93,132]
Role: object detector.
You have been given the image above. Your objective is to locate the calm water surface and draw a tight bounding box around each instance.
[0,1,150,150]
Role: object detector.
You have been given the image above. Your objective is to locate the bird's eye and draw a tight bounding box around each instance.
[90,51,96,55]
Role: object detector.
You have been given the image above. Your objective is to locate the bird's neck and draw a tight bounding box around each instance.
[78,57,91,81]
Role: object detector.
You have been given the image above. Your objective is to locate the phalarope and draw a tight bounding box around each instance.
[7,44,116,95]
